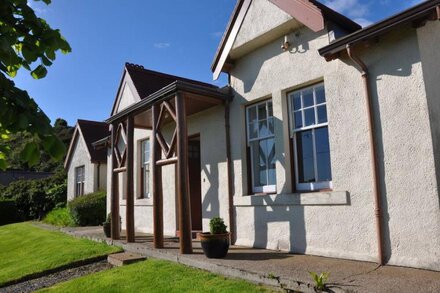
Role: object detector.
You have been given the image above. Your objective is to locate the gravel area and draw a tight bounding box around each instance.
[0,261,113,293]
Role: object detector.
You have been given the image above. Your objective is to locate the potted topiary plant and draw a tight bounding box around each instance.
[103,213,111,237]
[199,217,230,258]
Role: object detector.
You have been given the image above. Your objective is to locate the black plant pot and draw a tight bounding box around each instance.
[103,222,111,238]
[199,232,230,258]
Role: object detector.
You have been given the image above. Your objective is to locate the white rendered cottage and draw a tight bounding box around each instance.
[102,0,440,272]
[65,119,109,201]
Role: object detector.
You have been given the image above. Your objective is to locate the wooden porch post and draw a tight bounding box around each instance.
[152,104,164,248]
[126,116,135,242]
[175,92,192,254]
[110,124,120,239]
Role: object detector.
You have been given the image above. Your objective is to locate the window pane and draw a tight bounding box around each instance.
[268,118,274,135]
[293,93,301,110]
[258,103,267,120]
[315,85,326,104]
[259,120,269,137]
[249,122,258,139]
[315,127,332,182]
[267,138,276,185]
[296,130,315,183]
[304,108,315,127]
[251,141,267,187]
[267,102,273,117]
[248,107,257,123]
[302,89,314,108]
[317,105,327,124]
[294,111,302,129]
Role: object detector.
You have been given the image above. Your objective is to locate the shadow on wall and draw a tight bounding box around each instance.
[251,195,306,253]
[238,32,311,94]
[201,163,220,220]
[341,31,420,263]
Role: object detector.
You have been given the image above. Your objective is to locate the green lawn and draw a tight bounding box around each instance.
[0,222,121,286]
[39,259,275,293]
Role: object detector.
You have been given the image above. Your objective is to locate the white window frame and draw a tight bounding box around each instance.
[246,99,276,194]
[75,166,85,196]
[140,139,151,199]
[288,83,333,192]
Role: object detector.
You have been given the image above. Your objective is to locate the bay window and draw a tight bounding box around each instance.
[288,83,332,191]
[246,100,276,194]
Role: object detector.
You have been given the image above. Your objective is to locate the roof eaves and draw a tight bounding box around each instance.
[318,0,440,59]
[106,80,233,124]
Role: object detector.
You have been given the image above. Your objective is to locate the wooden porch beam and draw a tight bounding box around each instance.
[125,116,135,243]
[110,124,120,240]
[152,104,164,248]
[175,92,193,254]
[156,157,178,166]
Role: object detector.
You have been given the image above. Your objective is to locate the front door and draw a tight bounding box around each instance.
[188,137,202,231]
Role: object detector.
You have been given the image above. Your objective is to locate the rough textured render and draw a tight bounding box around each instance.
[228,2,440,271]
[233,0,293,50]
[115,83,138,114]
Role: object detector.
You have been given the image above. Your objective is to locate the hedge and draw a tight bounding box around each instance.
[0,171,67,220]
[68,191,106,226]
[0,199,18,226]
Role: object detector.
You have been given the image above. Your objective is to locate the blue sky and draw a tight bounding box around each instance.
[15,0,424,126]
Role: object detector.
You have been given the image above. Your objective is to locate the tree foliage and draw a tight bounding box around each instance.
[0,118,73,171]
[0,0,72,170]
[0,169,66,220]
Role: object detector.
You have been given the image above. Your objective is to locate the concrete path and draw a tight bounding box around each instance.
[44,224,440,293]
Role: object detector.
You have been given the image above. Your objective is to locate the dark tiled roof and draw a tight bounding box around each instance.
[125,63,217,99]
[77,119,109,163]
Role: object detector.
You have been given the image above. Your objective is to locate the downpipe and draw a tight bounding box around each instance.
[346,44,385,266]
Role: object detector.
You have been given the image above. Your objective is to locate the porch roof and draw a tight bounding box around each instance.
[105,79,232,128]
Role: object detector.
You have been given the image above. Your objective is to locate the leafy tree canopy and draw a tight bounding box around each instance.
[0,118,74,172]
[0,0,72,170]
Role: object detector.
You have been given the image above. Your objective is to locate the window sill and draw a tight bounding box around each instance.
[234,191,349,206]
[119,198,153,206]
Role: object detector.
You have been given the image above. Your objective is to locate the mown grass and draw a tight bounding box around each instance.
[42,207,76,227]
[39,259,276,293]
[0,222,121,286]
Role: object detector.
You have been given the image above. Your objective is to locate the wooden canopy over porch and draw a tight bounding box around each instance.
[106,80,232,254]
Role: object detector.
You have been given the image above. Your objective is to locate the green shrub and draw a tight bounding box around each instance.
[68,191,106,226]
[43,207,76,227]
[209,217,228,234]
[0,170,67,220]
[0,199,18,226]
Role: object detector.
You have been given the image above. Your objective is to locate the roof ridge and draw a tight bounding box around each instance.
[77,119,107,126]
[124,62,217,88]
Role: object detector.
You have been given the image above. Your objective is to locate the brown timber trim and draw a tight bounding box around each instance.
[152,103,164,248]
[175,92,193,254]
[113,167,127,173]
[319,0,440,59]
[106,80,232,125]
[224,101,236,244]
[110,124,120,240]
[346,45,384,266]
[125,115,135,243]
[156,157,178,166]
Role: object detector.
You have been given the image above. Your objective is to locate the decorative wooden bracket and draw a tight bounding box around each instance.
[113,122,127,168]
[155,100,178,159]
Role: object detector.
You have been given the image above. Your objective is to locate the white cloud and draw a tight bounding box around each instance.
[324,0,370,23]
[27,0,47,14]
[354,18,373,27]
[153,43,171,49]
[211,31,224,39]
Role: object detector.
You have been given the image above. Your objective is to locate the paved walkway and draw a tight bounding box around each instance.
[47,225,440,293]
